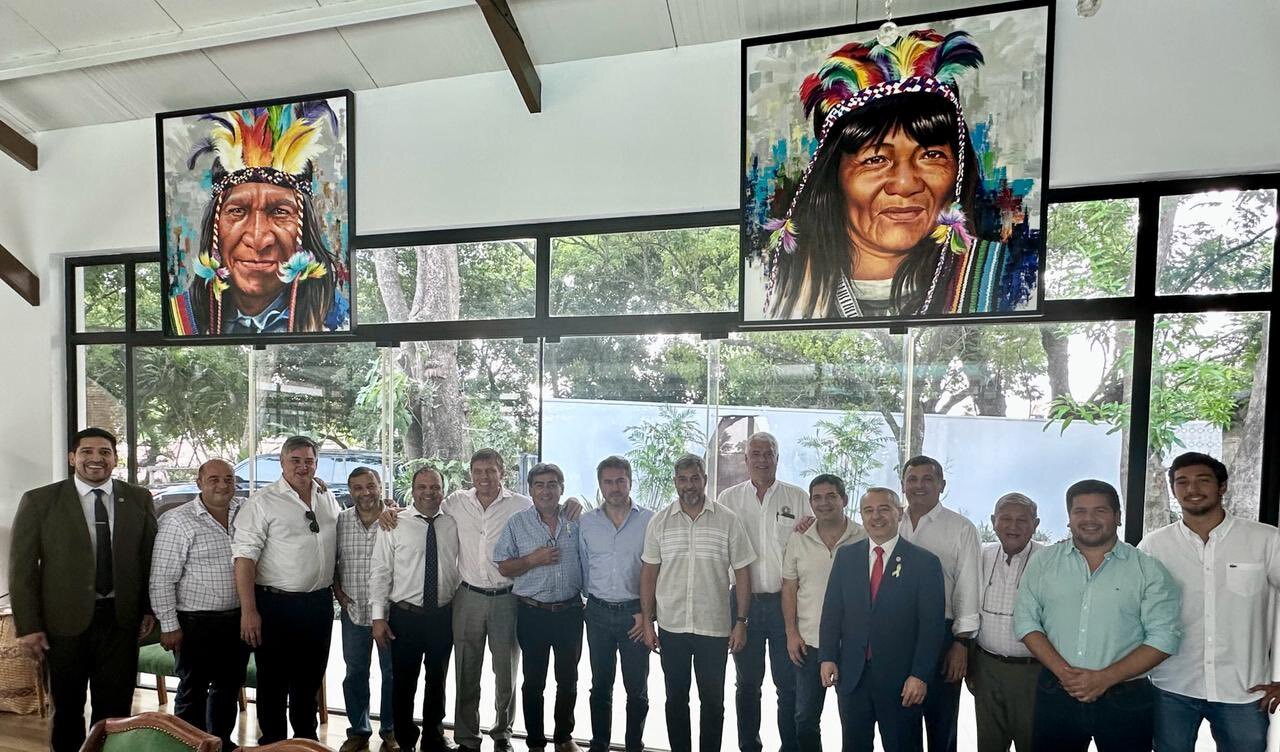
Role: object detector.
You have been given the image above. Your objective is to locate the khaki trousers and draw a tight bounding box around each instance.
[970,648,1040,752]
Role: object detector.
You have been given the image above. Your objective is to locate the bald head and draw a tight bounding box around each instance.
[197,458,236,508]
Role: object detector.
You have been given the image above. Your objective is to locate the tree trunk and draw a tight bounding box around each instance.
[1041,326,1071,401]
[1141,198,1182,529]
[1228,318,1268,520]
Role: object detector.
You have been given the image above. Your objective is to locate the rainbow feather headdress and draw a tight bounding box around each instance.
[763,29,984,312]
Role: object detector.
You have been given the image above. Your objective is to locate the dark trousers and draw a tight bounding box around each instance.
[659,629,728,752]
[922,623,959,752]
[389,603,454,752]
[46,600,139,752]
[793,648,828,752]
[1031,669,1155,751]
[836,661,924,752]
[731,591,798,752]
[584,598,650,752]
[174,609,250,751]
[254,586,334,744]
[516,601,584,747]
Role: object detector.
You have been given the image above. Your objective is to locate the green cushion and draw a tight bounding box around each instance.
[244,653,257,688]
[102,727,198,752]
[136,644,177,676]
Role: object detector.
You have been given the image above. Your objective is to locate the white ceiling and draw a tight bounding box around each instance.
[0,0,985,133]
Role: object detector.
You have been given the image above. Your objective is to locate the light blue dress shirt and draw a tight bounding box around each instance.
[493,505,582,602]
[578,504,653,602]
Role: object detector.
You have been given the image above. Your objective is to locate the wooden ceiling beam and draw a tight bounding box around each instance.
[475,0,541,114]
[0,118,36,171]
[0,243,39,306]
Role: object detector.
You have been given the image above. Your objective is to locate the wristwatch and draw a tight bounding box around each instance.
[736,616,750,626]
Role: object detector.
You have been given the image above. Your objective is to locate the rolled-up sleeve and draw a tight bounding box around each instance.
[369,529,394,622]
[1013,553,1046,641]
[230,499,266,562]
[1138,553,1183,656]
[951,522,982,635]
[149,519,188,633]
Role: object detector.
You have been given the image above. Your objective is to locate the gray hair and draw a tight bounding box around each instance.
[993,492,1038,516]
[674,453,706,476]
[861,486,902,508]
[746,432,779,455]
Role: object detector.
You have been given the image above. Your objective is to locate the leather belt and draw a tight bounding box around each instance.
[978,645,1039,666]
[587,595,641,612]
[517,596,583,613]
[394,601,426,614]
[462,582,513,597]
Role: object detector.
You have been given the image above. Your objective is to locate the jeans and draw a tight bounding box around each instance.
[659,629,729,752]
[1153,686,1269,752]
[340,610,394,739]
[174,609,250,751]
[731,591,798,752]
[584,598,650,752]
[516,602,584,747]
[1031,669,1155,751]
[793,647,828,752]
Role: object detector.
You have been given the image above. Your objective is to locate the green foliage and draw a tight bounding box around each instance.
[1045,200,1137,299]
[394,457,470,503]
[798,412,887,498]
[624,406,708,510]
[1157,190,1276,294]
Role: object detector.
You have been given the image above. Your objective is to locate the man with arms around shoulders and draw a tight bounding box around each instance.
[641,454,756,752]
[579,455,654,752]
[969,493,1044,752]
[495,463,584,752]
[781,473,866,752]
[232,435,343,744]
[371,466,461,752]
[150,458,249,752]
[897,455,981,752]
[819,487,946,752]
[334,467,398,752]
[1140,452,1280,752]
[1014,479,1182,751]
[717,432,811,752]
[11,427,158,752]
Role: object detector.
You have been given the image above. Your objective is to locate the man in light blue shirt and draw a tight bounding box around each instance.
[579,456,655,752]
[1014,479,1182,752]
[495,463,583,752]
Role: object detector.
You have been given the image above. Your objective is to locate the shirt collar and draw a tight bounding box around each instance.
[1176,511,1234,543]
[228,290,290,334]
[411,507,444,521]
[74,476,112,498]
[669,499,713,519]
[1069,538,1128,560]
[194,495,240,518]
[804,517,859,544]
[870,535,899,558]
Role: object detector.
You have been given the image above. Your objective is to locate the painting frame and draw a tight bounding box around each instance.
[739,0,1055,328]
[157,89,357,341]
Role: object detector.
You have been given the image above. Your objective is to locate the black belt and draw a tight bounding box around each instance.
[587,595,641,612]
[462,582,513,597]
[256,585,328,597]
[393,601,429,615]
[517,596,583,613]
[979,645,1039,666]
[178,608,240,619]
[732,589,781,601]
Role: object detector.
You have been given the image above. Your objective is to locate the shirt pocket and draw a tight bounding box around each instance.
[1226,562,1265,597]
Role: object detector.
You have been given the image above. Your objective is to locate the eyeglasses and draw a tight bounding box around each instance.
[981,551,1030,617]
[304,510,319,534]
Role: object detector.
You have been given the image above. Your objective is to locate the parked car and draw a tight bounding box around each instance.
[151,450,383,514]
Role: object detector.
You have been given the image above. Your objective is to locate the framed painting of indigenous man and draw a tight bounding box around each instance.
[158,90,355,337]
[741,0,1052,324]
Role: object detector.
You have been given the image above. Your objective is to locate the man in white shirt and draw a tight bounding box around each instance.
[897,455,981,752]
[717,432,811,752]
[969,493,1043,752]
[1139,452,1280,752]
[641,454,756,752]
[231,436,343,744]
[372,466,461,752]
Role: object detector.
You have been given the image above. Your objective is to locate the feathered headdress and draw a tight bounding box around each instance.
[763,29,984,313]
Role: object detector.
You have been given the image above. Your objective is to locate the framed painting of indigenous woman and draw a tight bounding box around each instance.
[741,1,1052,324]
[158,90,355,338]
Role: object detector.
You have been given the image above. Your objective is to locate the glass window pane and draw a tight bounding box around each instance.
[1156,188,1277,295]
[77,344,128,480]
[1045,199,1138,299]
[551,227,739,316]
[133,346,249,511]
[135,262,163,332]
[356,240,535,323]
[76,264,126,332]
[913,322,1134,543]
[1144,312,1269,533]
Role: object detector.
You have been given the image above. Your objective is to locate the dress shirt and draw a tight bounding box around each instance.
[1140,514,1280,703]
[781,518,865,647]
[977,540,1042,658]
[230,476,341,593]
[1013,539,1182,671]
[899,503,981,634]
[717,479,811,594]
[336,506,382,626]
[642,500,756,638]
[579,503,653,602]
[74,477,116,598]
[869,535,899,576]
[368,510,461,621]
[443,487,532,589]
[149,497,241,633]
[493,505,583,602]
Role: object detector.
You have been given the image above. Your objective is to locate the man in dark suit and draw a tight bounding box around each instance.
[819,487,946,752]
[10,427,158,752]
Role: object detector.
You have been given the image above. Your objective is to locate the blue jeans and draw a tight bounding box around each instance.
[731,591,798,752]
[584,598,650,752]
[793,647,828,752]
[1154,687,1268,752]
[340,611,394,739]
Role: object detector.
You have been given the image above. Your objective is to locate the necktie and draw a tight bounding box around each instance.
[423,518,438,609]
[870,546,884,602]
[92,489,113,596]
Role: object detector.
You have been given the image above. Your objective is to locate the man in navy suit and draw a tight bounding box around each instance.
[819,487,946,752]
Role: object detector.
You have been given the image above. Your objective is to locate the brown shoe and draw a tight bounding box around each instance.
[380,732,401,751]
[340,738,371,752]
[554,743,582,752]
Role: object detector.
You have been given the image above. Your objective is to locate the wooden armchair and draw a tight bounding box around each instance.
[79,711,219,751]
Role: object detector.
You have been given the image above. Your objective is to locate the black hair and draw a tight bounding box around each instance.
[527,462,565,485]
[902,454,945,480]
[1167,452,1229,487]
[348,465,380,483]
[808,473,848,501]
[470,448,505,471]
[70,427,118,453]
[1065,479,1121,516]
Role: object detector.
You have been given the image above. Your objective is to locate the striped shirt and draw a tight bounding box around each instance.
[336,506,383,626]
[494,505,582,602]
[149,497,241,633]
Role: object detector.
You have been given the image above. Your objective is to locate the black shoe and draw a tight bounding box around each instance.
[493,741,515,752]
